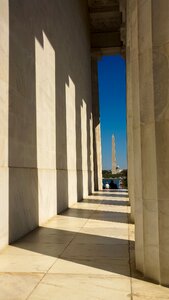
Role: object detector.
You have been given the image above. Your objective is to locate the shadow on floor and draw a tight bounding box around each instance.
[82,198,130,206]
[13,226,134,277]
[93,193,129,198]
[60,208,130,224]
[10,190,163,286]
[10,190,158,285]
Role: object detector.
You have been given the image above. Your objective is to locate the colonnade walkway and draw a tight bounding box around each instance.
[0,191,169,299]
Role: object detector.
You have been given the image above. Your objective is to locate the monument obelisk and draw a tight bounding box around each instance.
[112,135,117,174]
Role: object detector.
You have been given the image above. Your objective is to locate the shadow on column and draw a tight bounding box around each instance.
[8,0,39,242]
[75,91,84,201]
[8,0,95,241]
[87,111,93,195]
[55,57,69,213]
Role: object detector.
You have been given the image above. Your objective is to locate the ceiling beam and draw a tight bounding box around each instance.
[90,11,121,19]
[91,31,121,48]
[91,46,122,56]
[88,0,119,8]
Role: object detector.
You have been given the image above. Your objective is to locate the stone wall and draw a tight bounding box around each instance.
[0,0,94,248]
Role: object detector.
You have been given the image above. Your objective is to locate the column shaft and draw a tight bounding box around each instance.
[152,0,169,286]
[0,0,9,250]
[126,0,135,222]
[138,0,160,282]
[130,0,144,273]
[91,57,102,191]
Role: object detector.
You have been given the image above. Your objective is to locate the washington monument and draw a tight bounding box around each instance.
[112,135,117,174]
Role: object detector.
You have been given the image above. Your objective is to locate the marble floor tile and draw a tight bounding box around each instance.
[0,254,56,273]
[132,278,169,299]
[48,258,130,277]
[72,231,128,245]
[84,219,129,228]
[18,227,75,244]
[97,205,129,212]
[0,273,43,300]
[0,190,168,299]
[44,218,87,230]
[79,226,129,240]
[2,243,67,257]
[28,274,131,300]
[61,243,129,260]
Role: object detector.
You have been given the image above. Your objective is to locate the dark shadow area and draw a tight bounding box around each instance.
[91,58,100,191]
[82,199,129,206]
[93,192,129,198]
[55,45,69,213]
[61,207,130,224]
[13,226,135,278]
[79,198,102,204]
[75,90,83,201]
[9,0,39,242]
[87,112,93,195]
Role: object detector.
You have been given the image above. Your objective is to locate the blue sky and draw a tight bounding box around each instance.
[98,55,127,170]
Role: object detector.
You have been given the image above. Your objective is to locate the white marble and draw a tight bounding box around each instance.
[38,169,57,225]
[36,32,56,170]
[0,191,168,299]
[0,0,8,169]
[0,0,95,249]
[0,0,9,251]
[0,273,43,300]
[128,0,144,273]
[126,0,135,223]
[29,274,131,300]
[0,168,8,249]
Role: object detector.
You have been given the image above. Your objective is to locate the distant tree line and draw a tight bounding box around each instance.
[102,169,127,178]
[102,169,128,188]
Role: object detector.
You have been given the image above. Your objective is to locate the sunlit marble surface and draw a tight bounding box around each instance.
[0,191,169,299]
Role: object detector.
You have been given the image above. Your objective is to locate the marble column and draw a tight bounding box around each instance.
[137,0,160,283]
[151,0,169,286]
[91,57,102,191]
[136,0,169,285]
[126,0,135,222]
[0,0,9,250]
[127,0,169,285]
[129,0,144,273]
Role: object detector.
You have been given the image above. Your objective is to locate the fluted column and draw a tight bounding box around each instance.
[128,0,169,285]
[91,57,102,191]
[151,0,169,286]
[136,0,169,285]
[129,0,144,273]
[126,0,135,222]
[137,0,160,282]
[0,0,9,250]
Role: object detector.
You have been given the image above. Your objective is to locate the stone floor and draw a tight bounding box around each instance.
[0,191,169,299]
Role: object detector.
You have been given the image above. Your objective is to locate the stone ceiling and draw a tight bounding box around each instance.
[88,0,126,56]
